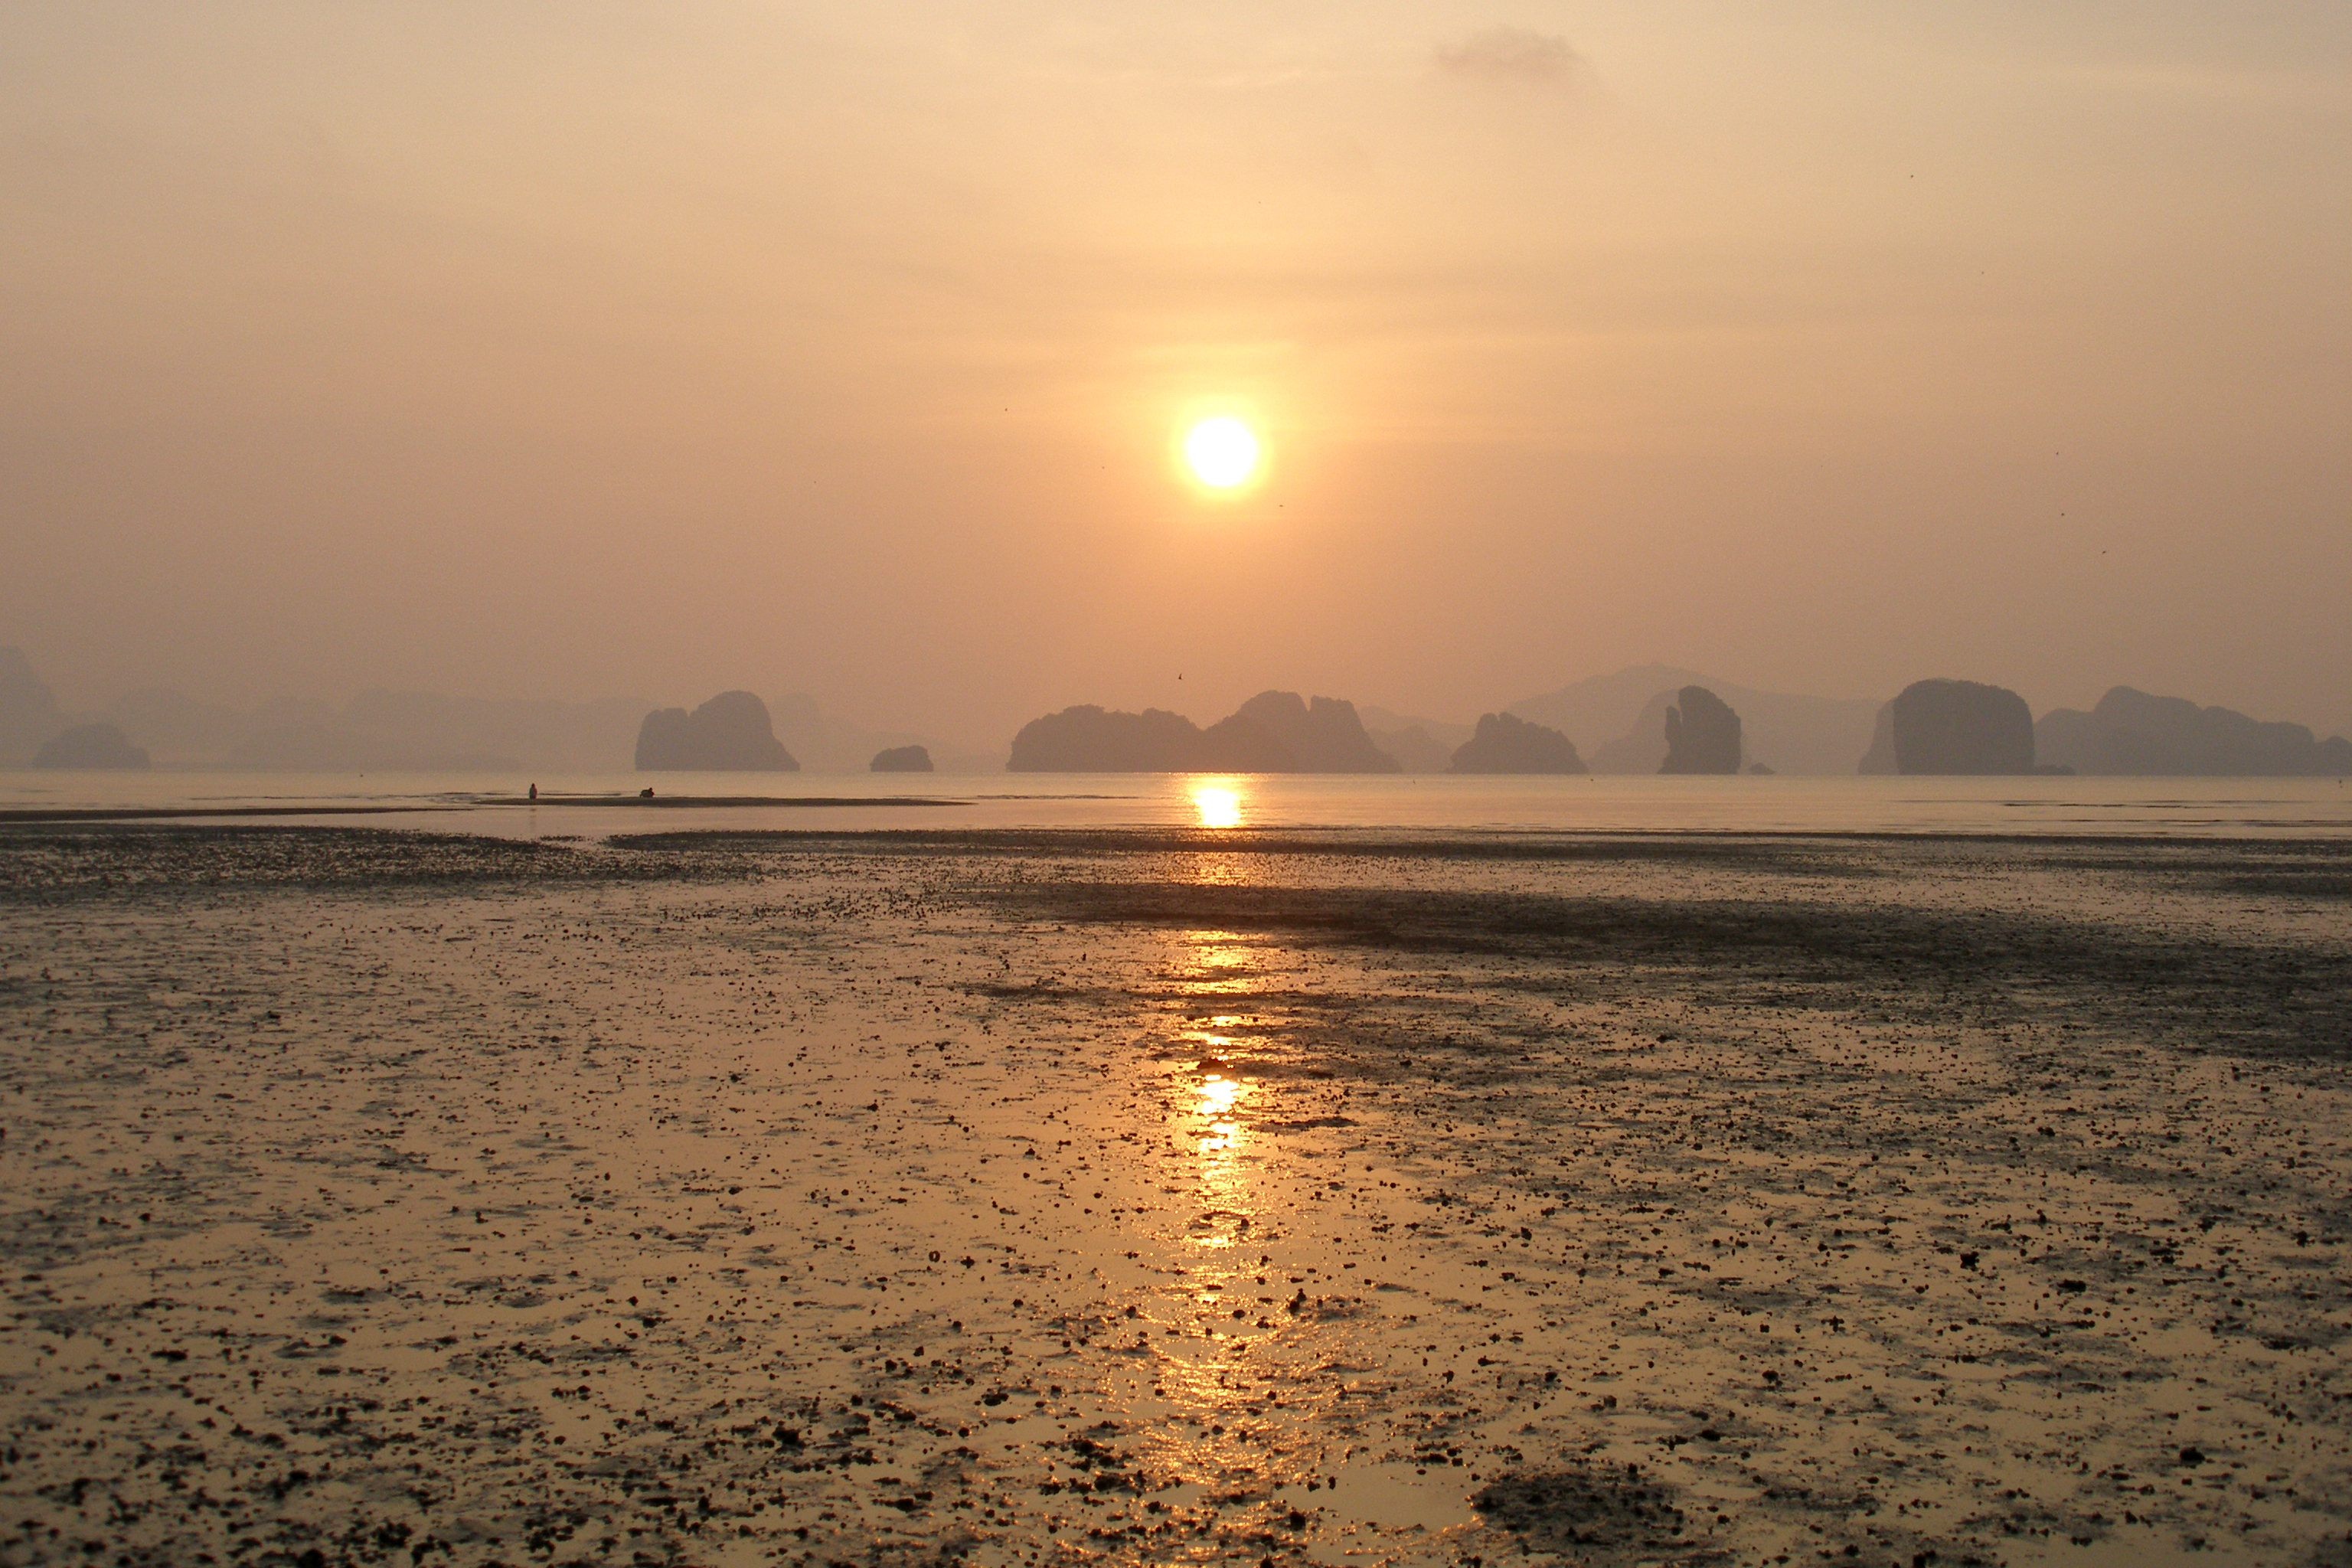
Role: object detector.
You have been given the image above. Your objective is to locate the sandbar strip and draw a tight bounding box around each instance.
[0,804,465,824]
[475,793,970,808]
[0,795,972,825]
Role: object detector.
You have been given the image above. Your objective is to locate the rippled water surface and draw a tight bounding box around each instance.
[1,826,2348,1566]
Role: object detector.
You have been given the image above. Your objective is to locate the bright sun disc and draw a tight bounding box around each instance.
[1184,418,1259,488]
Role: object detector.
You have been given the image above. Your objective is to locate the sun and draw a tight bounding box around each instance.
[1184,417,1260,489]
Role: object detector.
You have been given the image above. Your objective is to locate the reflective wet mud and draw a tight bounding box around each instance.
[1,828,2347,1566]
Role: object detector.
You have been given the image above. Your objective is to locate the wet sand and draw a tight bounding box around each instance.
[1,826,2347,1568]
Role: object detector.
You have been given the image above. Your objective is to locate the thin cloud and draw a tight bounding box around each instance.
[1434,25,1582,87]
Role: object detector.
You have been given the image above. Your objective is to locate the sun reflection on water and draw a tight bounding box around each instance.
[1187,1026,1253,1250]
[1197,1070,1243,1148]
[1132,922,1340,1512]
[1191,783,1242,828]
[1179,933,1258,998]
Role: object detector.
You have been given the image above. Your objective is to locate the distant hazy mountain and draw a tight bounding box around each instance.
[1008,691,1401,773]
[1583,691,1684,773]
[0,647,62,765]
[1364,725,1454,773]
[342,689,645,773]
[33,723,149,769]
[769,693,930,774]
[104,688,263,766]
[1511,665,1879,775]
[1357,705,1473,775]
[69,678,940,775]
[147,687,643,773]
[2037,688,2352,776]
[226,722,385,773]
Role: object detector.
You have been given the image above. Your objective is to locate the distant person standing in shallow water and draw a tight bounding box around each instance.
[528,783,537,801]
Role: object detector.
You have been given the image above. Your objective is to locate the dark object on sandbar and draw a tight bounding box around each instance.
[871,744,934,773]
[32,722,150,770]
[634,691,799,771]
[1659,686,1741,774]
[1448,712,1586,774]
[528,782,537,801]
[639,786,655,798]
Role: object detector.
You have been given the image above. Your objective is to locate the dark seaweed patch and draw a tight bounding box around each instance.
[978,877,2352,1060]
[1473,1461,1692,1558]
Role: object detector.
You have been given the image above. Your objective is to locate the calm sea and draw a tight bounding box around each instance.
[5,768,2349,838]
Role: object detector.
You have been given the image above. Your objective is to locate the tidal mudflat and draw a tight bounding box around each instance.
[2,826,2348,1568]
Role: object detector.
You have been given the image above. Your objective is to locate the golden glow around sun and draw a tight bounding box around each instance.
[1184,418,1259,488]
[1192,786,1242,828]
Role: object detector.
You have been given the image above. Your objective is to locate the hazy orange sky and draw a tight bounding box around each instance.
[5,2,2348,747]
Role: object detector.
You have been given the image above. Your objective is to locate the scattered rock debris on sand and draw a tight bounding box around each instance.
[0,825,2347,1568]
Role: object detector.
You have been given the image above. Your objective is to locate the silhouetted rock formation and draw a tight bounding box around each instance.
[1658,686,1741,774]
[31,723,149,770]
[1197,713,1295,772]
[1449,712,1586,774]
[0,647,62,765]
[1007,691,1403,773]
[1888,679,2034,775]
[870,744,934,773]
[1008,706,1207,772]
[1747,761,1775,776]
[2037,687,2352,776]
[635,691,799,771]
[1226,691,1402,773]
[1856,704,1898,774]
[1517,665,1877,776]
[1583,690,1677,773]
